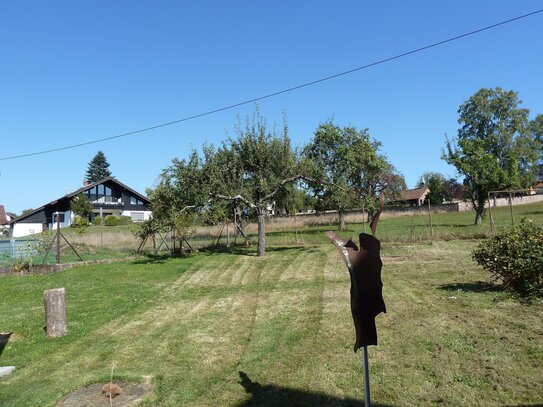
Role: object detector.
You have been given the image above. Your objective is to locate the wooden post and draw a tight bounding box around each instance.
[488,192,496,233]
[226,221,230,247]
[56,214,61,264]
[362,204,367,234]
[294,212,298,243]
[509,193,515,225]
[43,288,67,337]
[427,199,433,237]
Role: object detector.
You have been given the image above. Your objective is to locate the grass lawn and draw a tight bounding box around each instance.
[1,237,541,406]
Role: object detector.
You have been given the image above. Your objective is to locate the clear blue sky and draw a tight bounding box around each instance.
[1,1,542,214]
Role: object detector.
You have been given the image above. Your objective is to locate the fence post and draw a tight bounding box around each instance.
[509,193,515,225]
[56,213,61,264]
[488,192,496,233]
[427,200,433,237]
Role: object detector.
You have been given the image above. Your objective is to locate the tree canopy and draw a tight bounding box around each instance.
[417,172,446,205]
[147,110,307,256]
[304,122,405,230]
[529,114,543,182]
[85,151,112,183]
[443,87,532,224]
[204,111,306,256]
[70,193,93,221]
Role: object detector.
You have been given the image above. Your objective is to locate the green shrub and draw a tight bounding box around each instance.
[71,216,88,228]
[93,216,104,226]
[118,215,132,225]
[472,219,543,297]
[104,215,119,226]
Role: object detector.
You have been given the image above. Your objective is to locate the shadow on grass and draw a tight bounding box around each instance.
[0,332,11,357]
[200,245,311,257]
[265,228,357,237]
[236,371,394,407]
[523,210,543,216]
[438,281,504,293]
[131,253,172,264]
[430,223,474,228]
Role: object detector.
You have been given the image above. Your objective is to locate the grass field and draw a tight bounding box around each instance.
[1,236,541,406]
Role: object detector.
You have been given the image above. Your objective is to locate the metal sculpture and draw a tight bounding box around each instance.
[326,231,386,407]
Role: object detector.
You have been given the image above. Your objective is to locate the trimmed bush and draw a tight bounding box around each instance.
[71,216,88,228]
[93,216,104,226]
[472,219,543,297]
[118,216,132,225]
[104,215,119,226]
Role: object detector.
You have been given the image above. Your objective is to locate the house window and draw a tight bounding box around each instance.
[86,184,116,203]
[130,196,145,206]
[52,213,65,223]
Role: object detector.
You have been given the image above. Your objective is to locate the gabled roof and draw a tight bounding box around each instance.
[9,177,150,225]
[399,186,430,201]
[68,176,149,203]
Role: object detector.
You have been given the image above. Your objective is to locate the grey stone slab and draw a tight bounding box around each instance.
[0,366,16,377]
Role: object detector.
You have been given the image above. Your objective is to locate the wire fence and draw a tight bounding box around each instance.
[1,196,541,270]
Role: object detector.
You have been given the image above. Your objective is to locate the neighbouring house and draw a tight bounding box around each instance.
[530,181,543,195]
[0,205,16,235]
[394,186,430,206]
[9,177,151,238]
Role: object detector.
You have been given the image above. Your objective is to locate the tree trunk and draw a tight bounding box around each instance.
[339,209,345,231]
[256,207,266,257]
[474,197,486,225]
[43,288,68,338]
[475,211,483,225]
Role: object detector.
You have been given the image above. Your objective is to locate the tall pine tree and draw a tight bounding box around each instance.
[85,151,112,183]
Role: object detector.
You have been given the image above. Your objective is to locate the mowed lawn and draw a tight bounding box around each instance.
[0,240,542,406]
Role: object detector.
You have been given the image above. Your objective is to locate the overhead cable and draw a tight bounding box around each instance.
[1,9,542,161]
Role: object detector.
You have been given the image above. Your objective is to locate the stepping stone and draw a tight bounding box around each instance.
[0,366,16,377]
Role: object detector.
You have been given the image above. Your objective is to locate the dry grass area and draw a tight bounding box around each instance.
[1,238,542,406]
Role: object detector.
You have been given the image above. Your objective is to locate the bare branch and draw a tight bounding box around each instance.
[178,198,213,214]
[261,175,312,203]
[213,193,256,208]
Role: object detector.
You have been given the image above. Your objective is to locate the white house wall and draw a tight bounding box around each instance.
[12,223,43,238]
[50,211,72,230]
[121,210,152,221]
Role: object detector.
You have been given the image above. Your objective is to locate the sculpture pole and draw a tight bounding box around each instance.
[363,346,371,407]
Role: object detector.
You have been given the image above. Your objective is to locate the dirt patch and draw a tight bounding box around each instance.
[56,379,151,407]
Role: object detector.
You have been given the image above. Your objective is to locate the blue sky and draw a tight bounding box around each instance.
[1,1,542,214]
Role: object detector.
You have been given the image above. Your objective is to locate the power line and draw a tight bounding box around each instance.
[1,8,542,162]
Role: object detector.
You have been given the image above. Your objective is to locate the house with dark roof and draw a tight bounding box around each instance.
[395,186,430,206]
[0,205,16,235]
[9,177,151,238]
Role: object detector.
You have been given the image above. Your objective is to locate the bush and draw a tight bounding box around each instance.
[93,216,104,226]
[71,215,88,228]
[118,216,132,225]
[472,219,543,297]
[104,215,119,226]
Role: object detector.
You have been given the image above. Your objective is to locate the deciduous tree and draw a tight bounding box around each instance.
[204,110,306,256]
[417,172,446,205]
[443,87,529,225]
[304,122,404,230]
